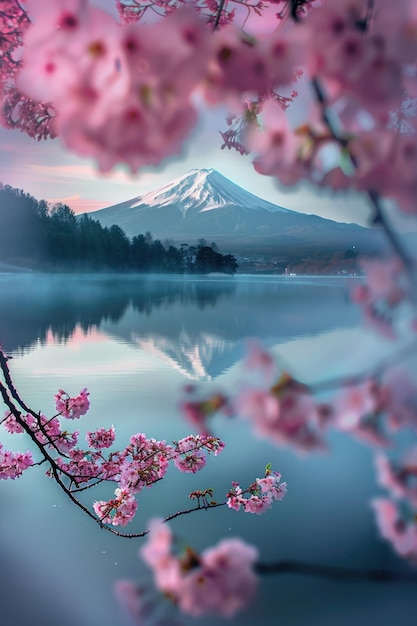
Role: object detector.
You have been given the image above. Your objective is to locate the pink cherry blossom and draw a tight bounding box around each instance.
[55,388,90,419]
[237,372,325,452]
[0,445,33,480]
[226,481,244,512]
[227,469,287,514]
[306,0,406,116]
[249,99,310,186]
[372,497,417,564]
[94,487,138,526]
[141,519,258,617]
[177,538,258,617]
[351,256,408,338]
[173,435,224,474]
[257,471,288,500]
[180,391,228,435]
[204,25,305,105]
[379,366,417,432]
[54,429,79,454]
[236,387,280,434]
[335,380,381,431]
[86,426,115,449]
[376,449,417,508]
[118,433,172,493]
[2,411,24,434]
[141,519,182,593]
[17,5,211,173]
[57,447,101,484]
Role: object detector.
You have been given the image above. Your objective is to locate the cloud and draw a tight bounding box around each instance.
[48,194,81,203]
[30,163,97,181]
[46,194,109,214]
[29,162,171,186]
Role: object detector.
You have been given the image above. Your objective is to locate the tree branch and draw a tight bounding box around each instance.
[256,559,417,582]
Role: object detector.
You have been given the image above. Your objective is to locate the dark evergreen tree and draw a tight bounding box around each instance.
[105,225,130,270]
[131,234,150,271]
[47,203,78,266]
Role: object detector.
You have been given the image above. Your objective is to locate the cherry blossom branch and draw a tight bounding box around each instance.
[1,347,264,538]
[1,351,289,538]
[310,77,415,274]
[368,189,414,274]
[0,376,229,537]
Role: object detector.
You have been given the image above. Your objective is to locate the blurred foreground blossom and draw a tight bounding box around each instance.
[139,519,258,618]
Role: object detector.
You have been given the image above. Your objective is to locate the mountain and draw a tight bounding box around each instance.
[84,169,383,255]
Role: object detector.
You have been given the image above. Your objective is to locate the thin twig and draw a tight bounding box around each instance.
[213,0,226,30]
[367,189,414,273]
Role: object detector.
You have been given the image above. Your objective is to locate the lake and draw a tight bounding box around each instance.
[0,274,415,626]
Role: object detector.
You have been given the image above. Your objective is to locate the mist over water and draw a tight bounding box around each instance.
[0,274,415,626]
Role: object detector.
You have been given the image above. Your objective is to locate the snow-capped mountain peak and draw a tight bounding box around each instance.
[130,168,289,216]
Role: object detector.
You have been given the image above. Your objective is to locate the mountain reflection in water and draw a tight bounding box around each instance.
[0,274,360,380]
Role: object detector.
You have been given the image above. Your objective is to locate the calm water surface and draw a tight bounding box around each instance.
[0,274,415,626]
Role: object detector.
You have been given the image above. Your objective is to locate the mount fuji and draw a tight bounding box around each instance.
[85,169,382,255]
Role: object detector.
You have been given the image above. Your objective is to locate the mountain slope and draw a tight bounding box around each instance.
[85,169,383,255]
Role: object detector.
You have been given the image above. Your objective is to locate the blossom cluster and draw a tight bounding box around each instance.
[181,339,416,458]
[372,498,417,565]
[372,448,417,563]
[16,3,206,172]
[139,519,259,617]
[11,0,303,173]
[351,257,412,338]
[0,443,33,480]
[173,433,224,473]
[180,390,230,435]
[235,370,329,452]
[55,387,90,419]
[227,468,287,514]
[115,0,243,28]
[91,433,227,526]
[3,408,80,454]
[93,487,138,527]
[376,448,417,507]
[86,425,115,449]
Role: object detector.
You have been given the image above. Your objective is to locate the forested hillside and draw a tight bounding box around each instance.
[0,185,238,274]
